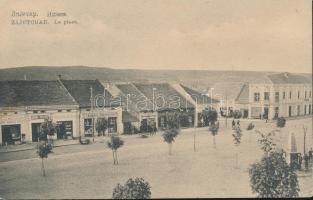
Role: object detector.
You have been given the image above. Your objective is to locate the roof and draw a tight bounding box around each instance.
[0,80,78,107]
[61,80,117,108]
[180,84,219,104]
[133,83,194,110]
[115,83,154,112]
[212,82,245,101]
[267,73,312,84]
[235,83,250,104]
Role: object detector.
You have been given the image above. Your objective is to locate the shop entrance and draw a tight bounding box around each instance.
[32,123,42,142]
[2,124,21,145]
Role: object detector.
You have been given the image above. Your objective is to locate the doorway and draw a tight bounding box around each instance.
[288,106,292,117]
[32,123,42,142]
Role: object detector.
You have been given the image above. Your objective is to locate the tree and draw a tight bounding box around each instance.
[40,119,57,142]
[37,143,50,176]
[202,108,218,127]
[276,117,286,128]
[112,177,151,199]
[232,126,242,168]
[276,117,286,149]
[96,118,108,136]
[209,122,219,149]
[107,136,124,165]
[249,130,299,198]
[162,112,180,155]
[162,128,179,155]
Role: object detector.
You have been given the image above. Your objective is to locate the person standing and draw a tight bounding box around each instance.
[232,120,235,129]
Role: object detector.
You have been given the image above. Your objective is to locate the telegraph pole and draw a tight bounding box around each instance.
[90,87,95,143]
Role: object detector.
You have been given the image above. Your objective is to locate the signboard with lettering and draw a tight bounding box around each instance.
[31,115,50,120]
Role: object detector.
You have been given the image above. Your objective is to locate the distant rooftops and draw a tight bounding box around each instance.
[267,72,312,84]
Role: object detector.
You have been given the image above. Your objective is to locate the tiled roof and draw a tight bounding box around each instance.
[267,73,312,84]
[115,83,154,112]
[0,80,78,107]
[61,80,117,108]
[180,84,219,104]
[212,82,245,101]
[235,83,249,104]
[133,83,194,110]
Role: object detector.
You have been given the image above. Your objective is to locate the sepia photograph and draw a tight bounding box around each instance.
[0,0,312,199]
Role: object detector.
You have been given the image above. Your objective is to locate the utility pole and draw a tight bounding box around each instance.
[225,88,228,128]
[90,87,95,143]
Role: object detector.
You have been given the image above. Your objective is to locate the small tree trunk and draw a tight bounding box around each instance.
[235,151,238,168]
[168,143,172,155]
[112,150,115,165]
[193,132,196,152]
[42,158,45,176]
[115,150,119,165]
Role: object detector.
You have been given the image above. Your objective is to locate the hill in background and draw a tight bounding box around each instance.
[0,66,311,91]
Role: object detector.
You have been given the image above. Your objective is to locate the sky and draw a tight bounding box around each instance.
[0,0,312,73]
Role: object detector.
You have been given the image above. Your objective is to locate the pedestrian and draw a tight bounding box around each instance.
[232,120,235,129]
[237,120,240,127]
[309,148,313,161]
[298,153,302,170]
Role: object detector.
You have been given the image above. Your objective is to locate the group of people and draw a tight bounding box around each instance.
[231,119,240,129]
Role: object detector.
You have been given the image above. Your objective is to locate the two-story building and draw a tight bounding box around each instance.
[235,72,312,119]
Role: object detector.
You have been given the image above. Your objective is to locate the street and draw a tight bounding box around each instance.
[0,118,312,198]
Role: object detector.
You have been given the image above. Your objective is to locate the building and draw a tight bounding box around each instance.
[212,82,246,117]
[235,72,312,119]
[0,80,79,145]
[133,83,195,129]
[60,79,123,136]
[172,84,219,127]
[112,83,157,133]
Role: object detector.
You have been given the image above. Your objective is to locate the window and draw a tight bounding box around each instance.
[33,110,38,114]
[3,112,7,115]
[40,110,45,113]
[264,92,270,101]
[14,112,18,114]
[297,105,300,115]
[274,107,279,118]
[66,109,71,112]
[275,92,279,102]
[108,117,117,133]
[283,92,286,99]
[289,91,292,99]
[57,121,73,139]
[86,109,90,111]
[298,91,300,99]
[305,91,307,99]
[84,118,93,136]
[58,110,62,112]
[254,93,260,102]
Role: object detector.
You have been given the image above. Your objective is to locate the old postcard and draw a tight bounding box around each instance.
[0,0,312,199]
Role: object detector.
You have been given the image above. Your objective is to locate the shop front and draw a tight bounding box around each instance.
[80,107,123,137]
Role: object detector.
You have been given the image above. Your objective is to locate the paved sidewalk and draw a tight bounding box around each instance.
[0,139,80,153]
